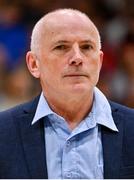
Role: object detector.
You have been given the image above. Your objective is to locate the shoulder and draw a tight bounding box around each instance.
[0,95,40,129]
[109,101,134,129]
[110,101,134,116]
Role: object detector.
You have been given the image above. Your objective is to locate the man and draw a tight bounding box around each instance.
[0,9,134,179]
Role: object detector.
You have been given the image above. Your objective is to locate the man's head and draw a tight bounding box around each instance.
[26,8,103,102]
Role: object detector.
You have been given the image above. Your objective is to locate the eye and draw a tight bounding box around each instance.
[54,44,69,50]
[81,44,93,50]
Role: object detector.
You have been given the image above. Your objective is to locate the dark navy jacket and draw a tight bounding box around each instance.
[0,96,134,179]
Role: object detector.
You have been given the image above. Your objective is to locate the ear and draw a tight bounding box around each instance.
[99,50,104,69]
[26,51,40,78]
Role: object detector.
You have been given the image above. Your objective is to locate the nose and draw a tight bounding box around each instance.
[68,43,83,66]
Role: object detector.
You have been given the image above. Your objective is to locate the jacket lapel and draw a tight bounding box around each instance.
[15,96,48,179]
[102,103,124,179]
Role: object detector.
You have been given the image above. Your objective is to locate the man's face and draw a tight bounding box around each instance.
[32,13,103,98]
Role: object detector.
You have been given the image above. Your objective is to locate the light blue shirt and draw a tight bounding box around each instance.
[32,87,118,179]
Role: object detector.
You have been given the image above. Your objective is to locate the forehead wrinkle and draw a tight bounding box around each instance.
[53,39,96,46]
[49,28,99,49]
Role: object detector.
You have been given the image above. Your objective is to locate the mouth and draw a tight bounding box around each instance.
[63,72,88,78]
[64,74,87,77]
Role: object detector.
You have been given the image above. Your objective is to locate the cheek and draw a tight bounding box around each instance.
[43,54,63,71]
[40,60,62,82]
[86,57,102,83]
[88,59,101,73]
[90,53,102,71]
[91,66,100,83]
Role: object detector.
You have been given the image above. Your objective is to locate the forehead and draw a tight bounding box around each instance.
[41,12,99,43]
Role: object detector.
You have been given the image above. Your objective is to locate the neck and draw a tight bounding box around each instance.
[44,91,94,130]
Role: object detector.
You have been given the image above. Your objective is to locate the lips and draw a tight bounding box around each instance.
[63,73,88,77]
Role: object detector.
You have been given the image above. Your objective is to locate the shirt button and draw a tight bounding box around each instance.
[66,140,71,146]
[65,172,72,178]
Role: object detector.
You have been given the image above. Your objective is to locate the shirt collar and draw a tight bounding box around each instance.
[32,92,54,125]
[32,88,118,132]
[90,87,118,132]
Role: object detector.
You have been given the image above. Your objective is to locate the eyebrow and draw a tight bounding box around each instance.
[53,40,69,45]
[54,39,95,45]
[80,40,95,44]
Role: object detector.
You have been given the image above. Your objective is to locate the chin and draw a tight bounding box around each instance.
[69,83,91,94]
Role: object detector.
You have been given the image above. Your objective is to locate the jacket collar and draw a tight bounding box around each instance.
[102,101,124,179]
[14,95,48,178]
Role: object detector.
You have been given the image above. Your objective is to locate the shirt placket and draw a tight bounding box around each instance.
[62,136,79,179]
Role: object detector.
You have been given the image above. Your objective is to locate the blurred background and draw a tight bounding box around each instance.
[0,0,134,111]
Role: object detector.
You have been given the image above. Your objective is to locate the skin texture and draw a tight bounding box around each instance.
[26,9,103,129]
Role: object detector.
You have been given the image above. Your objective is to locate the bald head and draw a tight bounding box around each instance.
[30,8,101,56]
